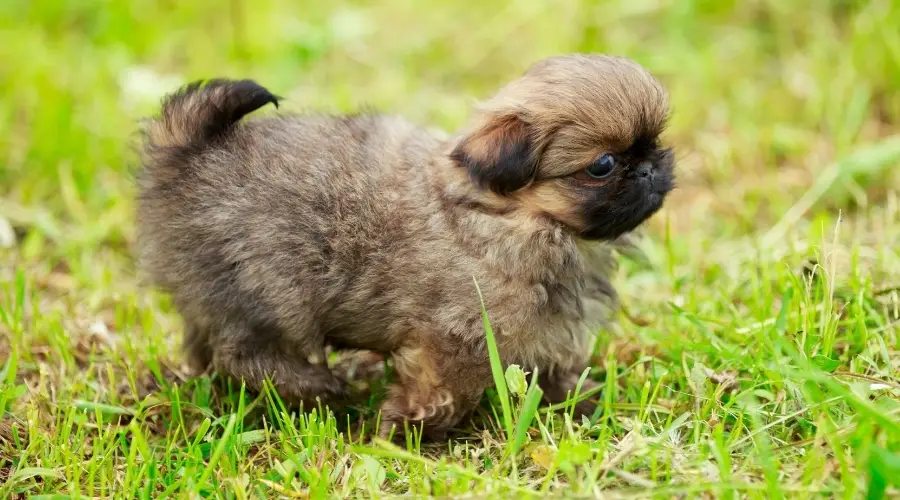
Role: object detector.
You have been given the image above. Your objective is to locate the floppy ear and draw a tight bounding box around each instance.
[449,114,538,195]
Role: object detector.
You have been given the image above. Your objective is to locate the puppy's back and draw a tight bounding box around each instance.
[135,79,439,336]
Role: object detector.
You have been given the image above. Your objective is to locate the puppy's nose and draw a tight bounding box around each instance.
[636,161,654,180]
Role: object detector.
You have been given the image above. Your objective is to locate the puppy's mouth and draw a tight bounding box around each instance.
[579,190,669,241]
[646,190,666,211]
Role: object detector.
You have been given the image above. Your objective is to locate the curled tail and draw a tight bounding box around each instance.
[141,79,279,176]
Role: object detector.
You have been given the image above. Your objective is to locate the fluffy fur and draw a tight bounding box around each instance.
[135,54,675,440]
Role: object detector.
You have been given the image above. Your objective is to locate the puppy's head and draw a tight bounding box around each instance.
[450,54,675,240]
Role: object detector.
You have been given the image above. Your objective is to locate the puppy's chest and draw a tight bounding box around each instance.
[498,274,599,349]
[471,252,610,369]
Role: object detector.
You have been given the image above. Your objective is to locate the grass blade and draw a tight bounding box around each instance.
[512,369,543,452]
[194,413,237,493]
[472,278,514,447]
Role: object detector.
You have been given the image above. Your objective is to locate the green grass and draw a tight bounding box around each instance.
[2,0,900,497]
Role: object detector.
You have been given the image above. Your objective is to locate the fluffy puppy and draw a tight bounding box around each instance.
[135,54,675,440]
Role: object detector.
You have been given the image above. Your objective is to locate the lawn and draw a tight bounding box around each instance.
[2,0,900,498]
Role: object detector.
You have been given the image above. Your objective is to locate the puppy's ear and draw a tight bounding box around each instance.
[450,114,538,195]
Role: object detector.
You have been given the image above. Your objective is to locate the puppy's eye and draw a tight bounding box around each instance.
[585,154,616,179]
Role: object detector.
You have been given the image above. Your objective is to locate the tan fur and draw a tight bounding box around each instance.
[515,182,583,227]
[134,54,676,440]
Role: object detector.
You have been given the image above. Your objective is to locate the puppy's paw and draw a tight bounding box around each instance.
[275,368,351,410]
[214,344,351,411]
[377,412,448,443]
[376,389,463,443]
[540,371,602,421]
[571,397,600,422]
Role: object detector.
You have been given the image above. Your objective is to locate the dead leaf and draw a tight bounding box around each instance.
[703,367,737,389]
[530,444,555,469]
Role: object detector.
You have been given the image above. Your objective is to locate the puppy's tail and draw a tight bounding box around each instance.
[141,79,279,174]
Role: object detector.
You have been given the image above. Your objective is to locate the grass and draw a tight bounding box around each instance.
[2,0,900,497]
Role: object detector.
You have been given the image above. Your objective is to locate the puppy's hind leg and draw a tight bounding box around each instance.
[211,321,348,408]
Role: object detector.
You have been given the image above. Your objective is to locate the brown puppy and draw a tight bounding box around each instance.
[135,54,674,440]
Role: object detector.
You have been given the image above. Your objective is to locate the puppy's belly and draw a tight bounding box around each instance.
[322,321,405,355]
[314,273,608,372]
[324,333,398,354]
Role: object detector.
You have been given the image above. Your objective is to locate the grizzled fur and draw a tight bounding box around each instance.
[135,54,675,440]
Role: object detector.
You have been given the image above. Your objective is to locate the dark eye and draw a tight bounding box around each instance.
[585,154,616,179]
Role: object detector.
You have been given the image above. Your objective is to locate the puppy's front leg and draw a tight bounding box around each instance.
[378,344,488,441]
[540,369,602,420]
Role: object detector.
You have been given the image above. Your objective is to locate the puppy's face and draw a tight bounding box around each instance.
[451,54,675,240]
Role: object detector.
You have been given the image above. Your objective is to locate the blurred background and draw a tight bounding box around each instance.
[2,0,899,250]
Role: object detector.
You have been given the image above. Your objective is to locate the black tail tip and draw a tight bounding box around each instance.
[199,78,281,120]
[164,78,282,141]
[227,79,281,110]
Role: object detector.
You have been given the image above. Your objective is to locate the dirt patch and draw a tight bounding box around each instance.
[0,416,27,463]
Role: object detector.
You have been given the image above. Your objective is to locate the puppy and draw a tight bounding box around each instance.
[135,54,675,440]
